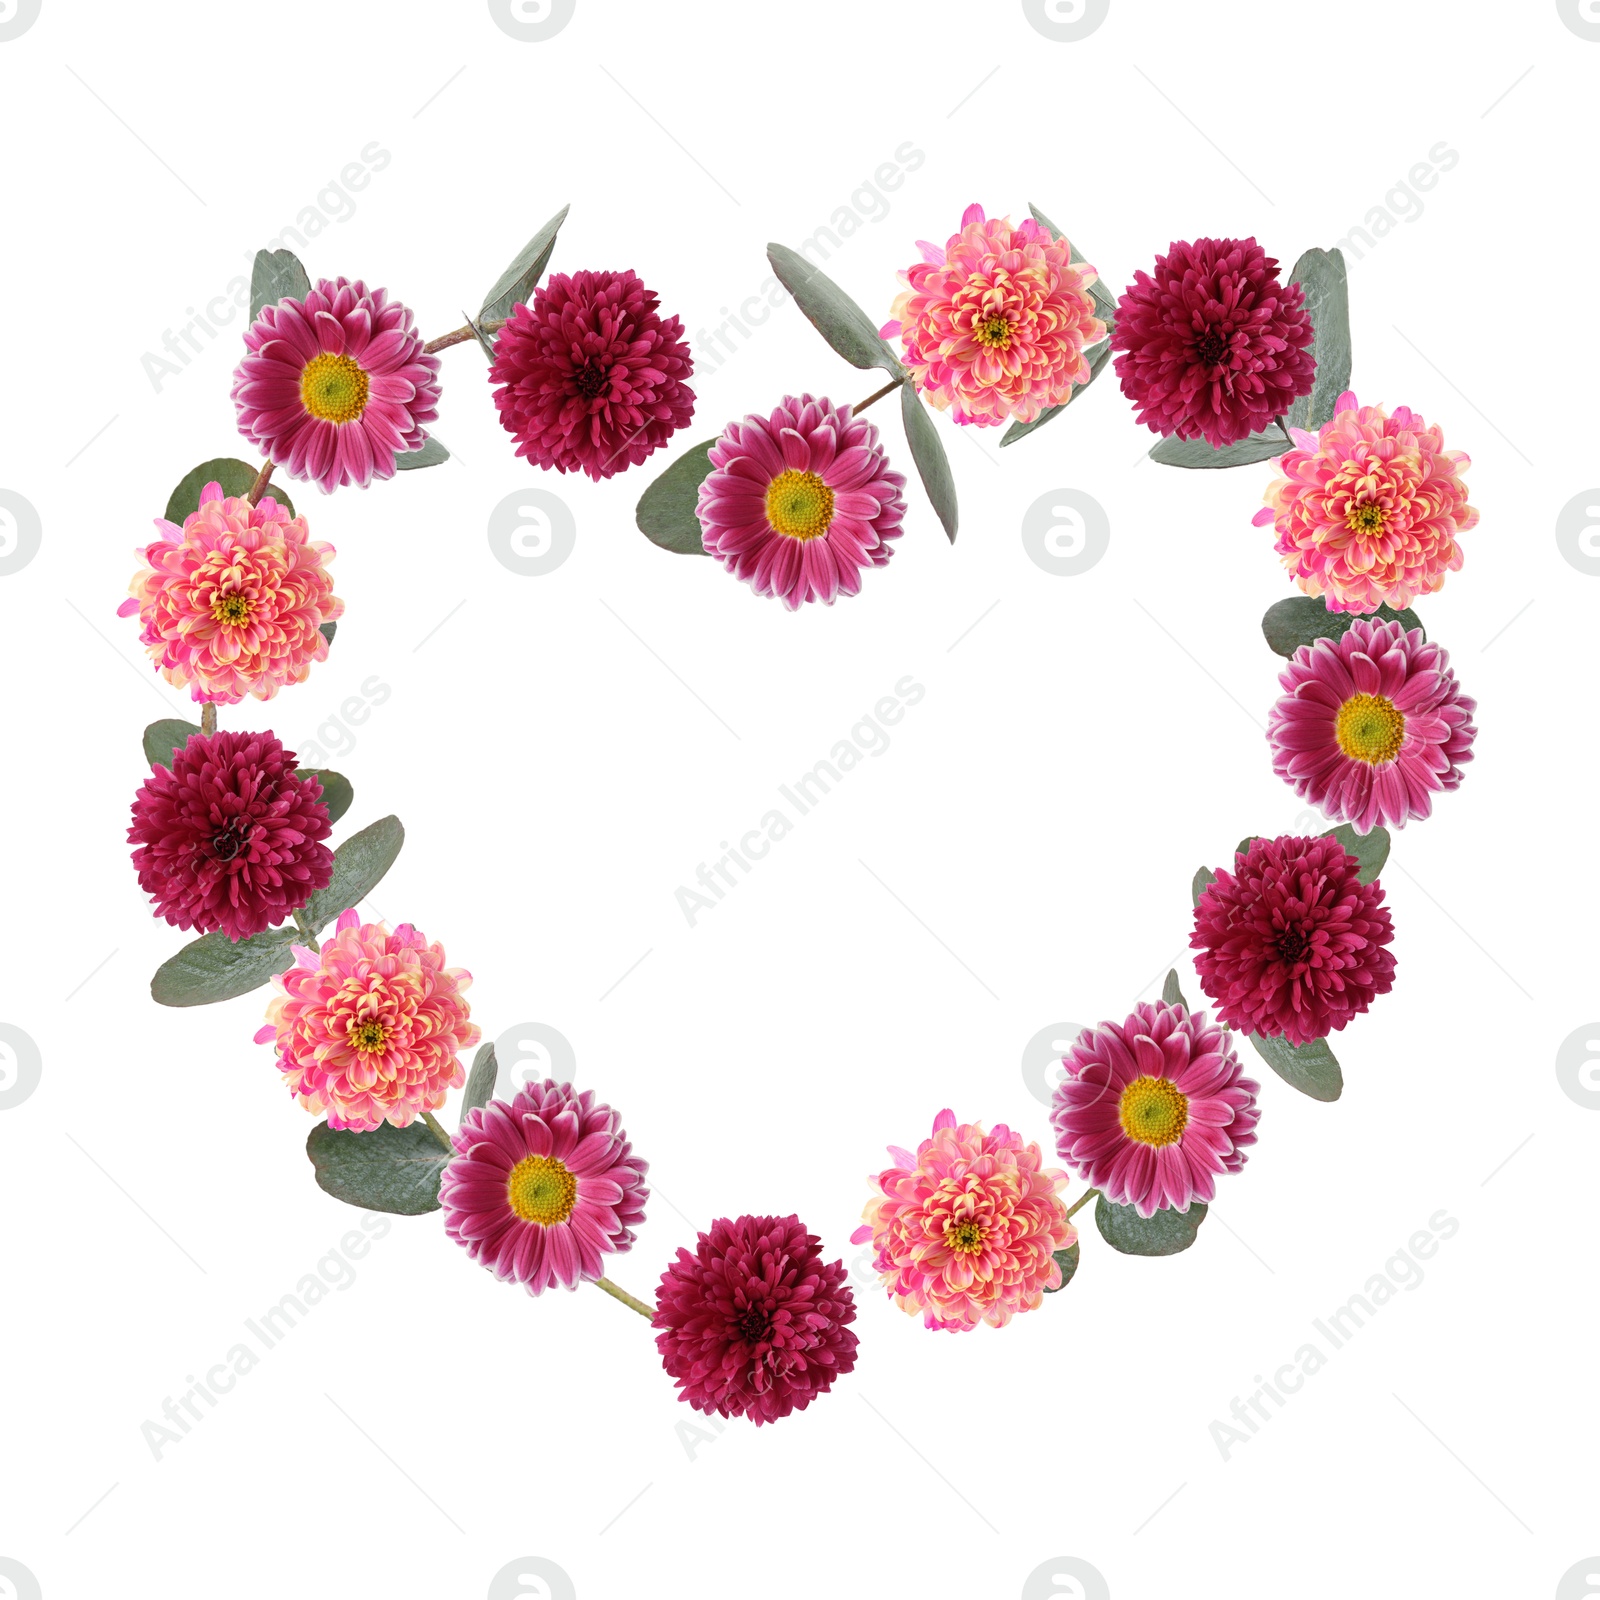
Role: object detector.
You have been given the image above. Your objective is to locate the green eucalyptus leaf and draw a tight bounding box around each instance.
[303,815,404,933]
[481,204,570,323]
[1161,968,1188,1010]
[1261,596,1422,658]
[1235,836,1261,860]
[1323,822,1390,884]
[144,718,201,769]
[1247,1031,1343,1102]
[462,1043,499,1119]
[1286,247,1351,432]
[164,459,294,525]
[395,436,449,470]
[1095,1195,1207,1257]
[250,248,311,321]
[1027,203,1117,323]
[151,924,300,1008]
[766,243,905,377]
[900,383,958,543]
[1192,867,1217,909]
[1042,1240,1081,1293]
[320,621,337,645]
[306,1121,451,1216]
[298,769,353,825]
[1149,426,1289,470]
[1000,342,1112,448]
[636,439,715,555]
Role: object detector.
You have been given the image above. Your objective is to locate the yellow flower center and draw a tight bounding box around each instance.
[1347,502,1387,534]
[507,1154,578,1225]
[973,314,1011,348]
[945,1218,986,1255]
[212,593,252,626]
[300,351,370,423]
[764,469,835,541]
[1118,1076,1189,1147]
[1335,692,1406,765]
[349,1019,388,1053]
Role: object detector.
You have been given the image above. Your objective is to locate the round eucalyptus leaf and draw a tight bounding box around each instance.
[250,247,311,321]
[1149,426,1289,470]
[1247,1031,1343,1102]
[143,718,201,769]
[151,925,300,1008]
[306,1120,451,1215]
[164,458,294,525]
[1042,1240,1081,1293]
[1261,595,1422,658]
[636,439,716,555]
[1286,247,1352,432]
[1095,1195,1208,1256]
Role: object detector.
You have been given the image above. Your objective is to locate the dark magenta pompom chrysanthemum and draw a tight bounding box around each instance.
[1111,238,1315,449]
[489,268,695,481]
[653,1214,858,1425]
[129,730,333,941]
[1191,834,1397,1046]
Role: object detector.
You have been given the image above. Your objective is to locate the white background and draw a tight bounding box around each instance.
[1,2,1596,1597]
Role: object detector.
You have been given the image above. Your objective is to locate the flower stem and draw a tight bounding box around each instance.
[854,376,904,415]
[291,908,315,941]
[246,460,275,505]
[200,703,217,737]
[422,1112,454,1153]
[593,1275,655,1320]
[1275,415,1293,441]
[423,317,507,355]
[1065,1187,1100,1221]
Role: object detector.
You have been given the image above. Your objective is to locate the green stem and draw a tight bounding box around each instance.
[854,375,904,414]
[423,317,507,355]
[291,908,315,941]
[421,1112,454,1153]
[593,1276,655,1320]
[246,459,275,505]
[1065,1187,1100,1221]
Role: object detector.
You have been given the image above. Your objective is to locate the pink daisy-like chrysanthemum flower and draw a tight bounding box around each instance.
[696,393,907,610]
[256,910,479,1132]
[1051,1003,1261,1219]
[881,203,1106,427]
[118,482,341,704]
[1268,617,1477,834]
[128,729,333,941]
[850,1110,1075,1333]
[1111,237,1315,448]
[654,1214,858,1424]
[1192,834,1397,1046]
[439,1079,650,1297]
[1252,390,1478,613]
[489,268,695,481]
[231,277,441,494]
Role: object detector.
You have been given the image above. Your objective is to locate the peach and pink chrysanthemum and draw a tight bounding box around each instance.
[882,203,1106,428]
[119,481,341,705]
[255,909,479,1133]
[851,1109,1075,1333]
[1253,391,1477,613]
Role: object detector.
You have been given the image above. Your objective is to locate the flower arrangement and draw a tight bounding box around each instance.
[119,198,1485,1398]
